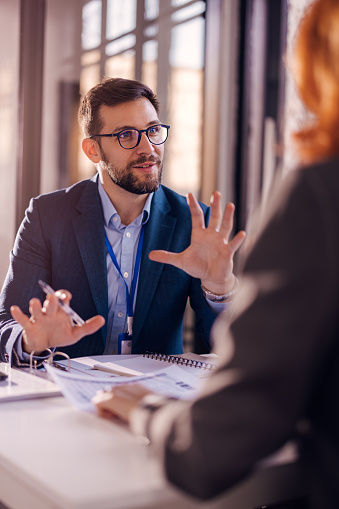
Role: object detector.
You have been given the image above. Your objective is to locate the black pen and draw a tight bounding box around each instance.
[38,280,85,326]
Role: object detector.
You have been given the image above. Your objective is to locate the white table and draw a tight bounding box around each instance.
[0,373,303,509]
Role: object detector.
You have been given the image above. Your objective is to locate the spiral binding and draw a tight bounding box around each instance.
[143,352,215,371]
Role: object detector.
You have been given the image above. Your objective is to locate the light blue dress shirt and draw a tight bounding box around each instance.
[98,180,153,354]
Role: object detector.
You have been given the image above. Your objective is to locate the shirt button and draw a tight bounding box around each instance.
[113,217,118,222]
[123,272,128,278]
[118,312,123,318]
[126,232,131,238]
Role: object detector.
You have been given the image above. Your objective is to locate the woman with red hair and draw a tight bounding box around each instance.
[93,1,339,507]
[293,0,339,163]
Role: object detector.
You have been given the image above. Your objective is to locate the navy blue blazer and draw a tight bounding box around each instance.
[0,176,216,362]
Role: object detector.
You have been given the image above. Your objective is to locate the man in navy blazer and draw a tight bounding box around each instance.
[0,78,245,366]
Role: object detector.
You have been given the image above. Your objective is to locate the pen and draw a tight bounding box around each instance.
[38,280,85,326]
[91,364,137,377]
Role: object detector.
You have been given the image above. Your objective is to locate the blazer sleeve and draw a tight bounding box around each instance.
[130,166,339,499]
[0,197,51,364]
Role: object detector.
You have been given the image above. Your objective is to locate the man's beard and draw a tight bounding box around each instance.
[100,150,163,195]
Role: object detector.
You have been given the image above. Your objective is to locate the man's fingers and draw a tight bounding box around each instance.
[72,315,105,341]
[12,303,104,343]
[43,291,72,314]
[42,294,59,315]
[207,191,222,231]
[149,249,183,269]
[10,305,31,329]
[29,298,45,319]
[85,315,105,333]
[227,230,247,253]
[219,202,236,240]
[186,193,205,230]
[55,289,72,306]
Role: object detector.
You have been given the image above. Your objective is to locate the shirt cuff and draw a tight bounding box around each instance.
[205,299,230,314]
[15,334,52,366]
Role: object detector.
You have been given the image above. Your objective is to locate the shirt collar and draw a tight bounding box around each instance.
[98,178,153,228]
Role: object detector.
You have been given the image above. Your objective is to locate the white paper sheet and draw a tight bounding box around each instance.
[45,363,202,412]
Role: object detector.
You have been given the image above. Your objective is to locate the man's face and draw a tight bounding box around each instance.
[97,98,164,195]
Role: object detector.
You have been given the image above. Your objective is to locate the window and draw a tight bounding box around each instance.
[78,0,206,196]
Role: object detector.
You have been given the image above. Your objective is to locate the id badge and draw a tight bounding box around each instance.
[118,332,132,354]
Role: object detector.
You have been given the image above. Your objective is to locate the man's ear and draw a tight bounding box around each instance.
[82,138,102,163]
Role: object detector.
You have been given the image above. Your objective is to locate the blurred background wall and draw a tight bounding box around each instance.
[0,0,20,289]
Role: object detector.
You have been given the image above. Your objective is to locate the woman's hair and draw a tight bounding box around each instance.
[293,0,339,163]
[78,78,159,138]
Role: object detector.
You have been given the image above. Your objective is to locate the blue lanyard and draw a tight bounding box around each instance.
[104,224,145,335]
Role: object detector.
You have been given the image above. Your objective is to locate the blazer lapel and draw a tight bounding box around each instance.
[72,177,108,344]
[132,188,177,347]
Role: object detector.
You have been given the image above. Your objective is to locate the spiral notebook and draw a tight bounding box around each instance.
[92,353,218,379]
[56,353,219,379]
[91,353,217,379]
[142,352,217,373]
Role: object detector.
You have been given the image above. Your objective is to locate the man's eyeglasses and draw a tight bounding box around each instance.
[90,124,170,150]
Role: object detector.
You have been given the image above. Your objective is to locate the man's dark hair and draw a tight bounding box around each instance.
[78,77,159,137]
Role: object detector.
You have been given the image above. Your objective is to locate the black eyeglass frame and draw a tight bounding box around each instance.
[89,124,170,149]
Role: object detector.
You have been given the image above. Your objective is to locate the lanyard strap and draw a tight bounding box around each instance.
[104,224,145,333]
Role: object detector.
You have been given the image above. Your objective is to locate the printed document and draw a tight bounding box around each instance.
[45,363,202,412]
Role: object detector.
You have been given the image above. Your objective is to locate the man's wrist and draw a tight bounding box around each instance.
[22,332,45,356]
[201,277,238,303]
